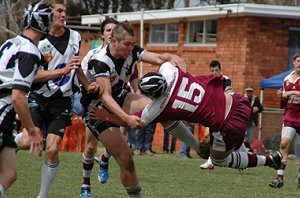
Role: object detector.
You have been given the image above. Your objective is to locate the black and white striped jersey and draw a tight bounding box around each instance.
[31,28,81,97]
[88,44,144,99]
[0,34,41,97]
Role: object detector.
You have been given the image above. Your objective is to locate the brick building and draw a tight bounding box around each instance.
[76,3,300,147]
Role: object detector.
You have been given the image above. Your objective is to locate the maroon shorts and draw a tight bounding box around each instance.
[211,93,251,151]
[283,109,300,134]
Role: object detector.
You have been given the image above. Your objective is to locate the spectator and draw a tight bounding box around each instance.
[180,122,195,158]
[134,123,156,155]
[244,85,263,148]
[163,129,177,154]
[122,126,137,151]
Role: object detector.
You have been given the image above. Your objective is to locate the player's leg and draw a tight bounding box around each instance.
[163,121,201,154]
[209,130,282,170]
[81,127,97,194]
[269,126,295,189]
[99,127,142,197]
[0,147,17,197]
[38,97,71,198]
[0,106,19,196]
[38,133,62,198]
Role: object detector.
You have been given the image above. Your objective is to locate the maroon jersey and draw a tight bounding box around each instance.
[135,62,226,131]
[282,71,300,127]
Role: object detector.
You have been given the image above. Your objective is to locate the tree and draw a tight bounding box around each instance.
[0,0,32,44]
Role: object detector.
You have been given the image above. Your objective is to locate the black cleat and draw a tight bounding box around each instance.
[269,178,284,188]
[269,151,282,170]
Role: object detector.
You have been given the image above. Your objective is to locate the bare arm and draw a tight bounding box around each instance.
[76,66,99,93]
[96,76,141,128]
[283,90,300,98]
[130,77,139,93]
[33,56,80,83]
[89,105,128,127]
[12,89,43,156]
[141,51,186,71]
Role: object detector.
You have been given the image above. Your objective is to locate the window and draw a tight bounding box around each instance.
[187,20,217,44]
[288,27,300,69]
[149,23,178,44]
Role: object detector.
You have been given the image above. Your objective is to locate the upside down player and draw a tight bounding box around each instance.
[90,62,282,171]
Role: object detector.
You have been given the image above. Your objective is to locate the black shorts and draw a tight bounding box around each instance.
[83,91,128,139]
[29,94,72,138]
[0,106,17,150]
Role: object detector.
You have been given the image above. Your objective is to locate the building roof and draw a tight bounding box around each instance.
[81,3,300,25]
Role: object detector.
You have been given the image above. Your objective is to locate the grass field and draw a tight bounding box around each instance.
[5,149,300,198]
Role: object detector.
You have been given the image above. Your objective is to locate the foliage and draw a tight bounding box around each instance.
[5,150,300,198]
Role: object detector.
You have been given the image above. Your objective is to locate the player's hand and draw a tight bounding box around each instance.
[276,88,283,98]
[89,105,109,121]
[170,55,186,71]
[87,82,99,93]
[252,106,259,113]
[125,115,141,129]
[64,56,81,75]
[28,128,43,157]
[282,91,291,98]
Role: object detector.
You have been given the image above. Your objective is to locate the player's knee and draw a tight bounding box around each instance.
[6,169,17,186]
[84,144,97,156]
[45,146,59,159]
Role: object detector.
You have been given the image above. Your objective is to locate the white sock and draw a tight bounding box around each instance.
[207,157,212,165]
[125,183,143,198]
[38,161,59,198]
[165,121,200,153]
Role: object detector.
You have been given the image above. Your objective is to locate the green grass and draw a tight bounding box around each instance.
[5,150,300,198]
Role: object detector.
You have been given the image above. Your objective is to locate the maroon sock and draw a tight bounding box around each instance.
[101,154,109,162]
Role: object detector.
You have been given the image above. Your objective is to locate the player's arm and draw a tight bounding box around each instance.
[130,77,139,93]
[141,51,186,71]
[33,56,81,83]
[76,66,98,93]
[12,89,35,135]
[12,89,43,156]
[283,90,300,97]
[96,76,141,128]
[89,105,127,127]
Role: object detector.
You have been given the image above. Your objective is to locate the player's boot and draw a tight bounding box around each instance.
[199,158,214,170]
[297,178,300,189]
[95,156,109,184]
[268,151,282,170]
[268,178,284,188]
[80,186,91,197]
